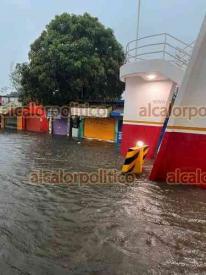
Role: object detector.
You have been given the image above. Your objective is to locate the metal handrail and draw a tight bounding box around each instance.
[126,33,191,51]
[128,50,189,66]
[127,42,192,58]
[183,40,195,50]
[125,33,194,70]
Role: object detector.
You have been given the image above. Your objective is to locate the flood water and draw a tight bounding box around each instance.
[0,130,206,274]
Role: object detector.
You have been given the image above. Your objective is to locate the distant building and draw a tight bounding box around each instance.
[0,95,19,106]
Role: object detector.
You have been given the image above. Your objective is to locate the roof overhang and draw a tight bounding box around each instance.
[120,59,184,86]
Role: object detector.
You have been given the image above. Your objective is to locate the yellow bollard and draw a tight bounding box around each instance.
[122,145,149,174]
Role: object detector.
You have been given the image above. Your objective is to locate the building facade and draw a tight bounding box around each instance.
[120,33,192,159]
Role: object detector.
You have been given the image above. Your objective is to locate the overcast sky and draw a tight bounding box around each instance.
[0,0,206,88]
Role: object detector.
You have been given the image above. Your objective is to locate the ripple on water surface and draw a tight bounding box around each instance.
[0,131,206,274]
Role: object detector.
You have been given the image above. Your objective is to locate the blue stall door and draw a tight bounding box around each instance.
[53,118,69,136]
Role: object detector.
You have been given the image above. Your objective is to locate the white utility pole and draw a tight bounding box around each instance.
[135,0,141,59]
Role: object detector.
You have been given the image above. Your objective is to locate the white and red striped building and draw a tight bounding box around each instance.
[120,16,206,185]
[150,17,206,186]
[120,33,192,158]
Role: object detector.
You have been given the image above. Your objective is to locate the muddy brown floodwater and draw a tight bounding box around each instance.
[0,130,206,274]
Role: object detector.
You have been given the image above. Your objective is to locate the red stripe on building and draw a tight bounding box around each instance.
[150,131,206,187]
[120,123,162,159]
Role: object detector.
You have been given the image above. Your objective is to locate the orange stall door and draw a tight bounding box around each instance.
[17,116,23,130]
[84,118,115,142]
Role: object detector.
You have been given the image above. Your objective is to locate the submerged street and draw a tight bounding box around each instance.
[0,131,205,274]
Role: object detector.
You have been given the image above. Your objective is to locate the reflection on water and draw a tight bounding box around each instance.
[0,130,206,274]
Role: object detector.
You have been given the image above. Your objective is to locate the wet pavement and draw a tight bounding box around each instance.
[0,130,206,274]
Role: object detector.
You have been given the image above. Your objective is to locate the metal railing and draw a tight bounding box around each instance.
[125,33,194,70]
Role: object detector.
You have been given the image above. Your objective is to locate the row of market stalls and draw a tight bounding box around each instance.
[0,102,124,144]
[0,103,48,131]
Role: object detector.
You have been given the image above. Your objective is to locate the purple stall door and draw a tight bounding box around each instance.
[53,118,69,136]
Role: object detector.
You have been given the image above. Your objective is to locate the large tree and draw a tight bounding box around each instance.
[13,13,125,105]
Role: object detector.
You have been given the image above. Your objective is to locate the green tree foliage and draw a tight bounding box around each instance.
[13,13,125,105]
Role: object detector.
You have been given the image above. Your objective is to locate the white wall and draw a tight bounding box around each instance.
[168,16,206,133]
[124,77,173,125]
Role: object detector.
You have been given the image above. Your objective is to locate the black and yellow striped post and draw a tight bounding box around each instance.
[122,145,149,174]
